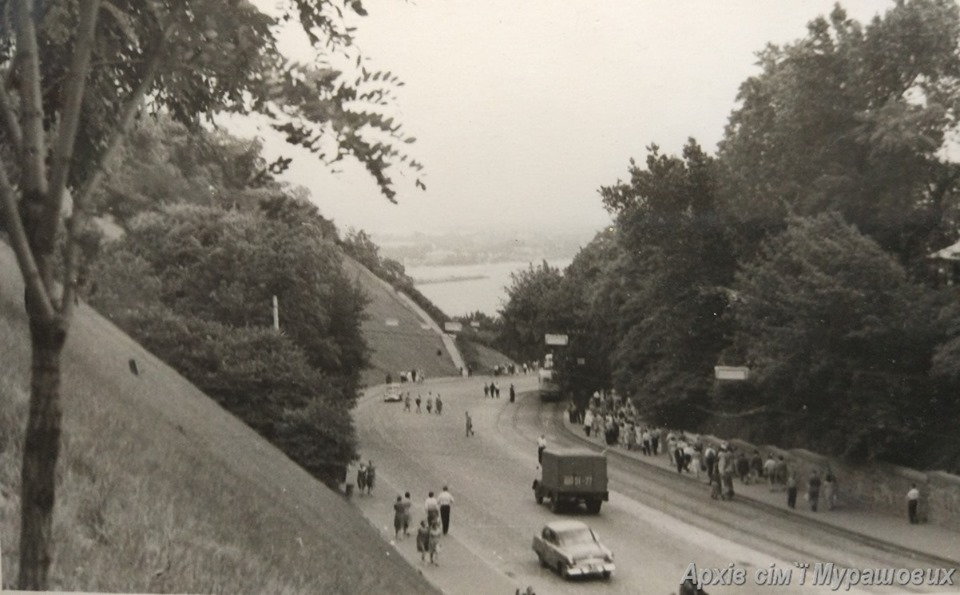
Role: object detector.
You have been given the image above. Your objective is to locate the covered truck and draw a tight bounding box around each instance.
[532,448,608,514]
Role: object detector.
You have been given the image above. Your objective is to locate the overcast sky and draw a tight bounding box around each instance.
[242,0,891,238]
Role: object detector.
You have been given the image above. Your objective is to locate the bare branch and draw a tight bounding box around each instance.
[46,0,101,261]
[0,163,55,322]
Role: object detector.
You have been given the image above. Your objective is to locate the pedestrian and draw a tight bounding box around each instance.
[425,491,440,525]
[484,383,489,397]
[583,409,594,437]
[357,463,368,495]
[509,383,516,402]
[393,496,405,539]
[709,471,721,500]
[429,519,442,565]
[465,411,474,437]
[426,394,433,414]
[438,486,454,535]
[365,460,376,495]
[907,483,920,524]
[404,393,411,412]
[415,394,422,413]
[786,472,798,509]
[824,469,838,510]
[402,492,413,537]
[808,470,821,512]
[416,520,430,562]
[764,454,777,490]
[537,434,547,464]
[435,394,443,415]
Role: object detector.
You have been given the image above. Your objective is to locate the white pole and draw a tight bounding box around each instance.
[272,295,279,331]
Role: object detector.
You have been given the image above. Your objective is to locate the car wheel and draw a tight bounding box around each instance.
[586,499,602,514]
[602,571,611,580]
[537,553,547,568]
[557,562,568,579]
[535,489,543,505]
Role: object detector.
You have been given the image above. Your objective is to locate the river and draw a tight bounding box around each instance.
[406,259,573,317]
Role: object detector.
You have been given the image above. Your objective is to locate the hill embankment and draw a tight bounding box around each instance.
[0,242,438,593]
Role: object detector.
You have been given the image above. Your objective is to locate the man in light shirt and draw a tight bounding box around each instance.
[438,486,455,535]
[907,483,920,524]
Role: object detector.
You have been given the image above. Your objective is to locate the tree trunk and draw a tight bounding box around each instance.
[18,311,66,591]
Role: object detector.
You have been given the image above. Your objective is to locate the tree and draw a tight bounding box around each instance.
[497,261,570,365]
[719,0,960,264]
[723,213,947,460]
[0,1,417,588]
[600,141,736,426]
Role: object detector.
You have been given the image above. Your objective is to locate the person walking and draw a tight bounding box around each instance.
[416,520,430,562]
[509,383,516,403]
[537,435,547,465]
[426,394,433,414]
[393,496,405,539]
[403,392,411,412]
[435,394,443,415]
[484,383,490,397]
[907,483,920,523]
[465,411,474,437]
[786,472,798,509]
[824,469,838,510]
[401,492,413,537]
[438,486,454,535]
[415,394,422,413]
[428,520,442,565]
[425,491,440,526]
[808,470,822,512]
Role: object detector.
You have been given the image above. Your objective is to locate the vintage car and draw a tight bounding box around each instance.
[383,384,403,402]
[532,520,614,580]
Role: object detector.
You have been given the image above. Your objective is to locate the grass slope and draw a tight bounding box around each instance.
[0,243,438,594]
[342,256,458,387]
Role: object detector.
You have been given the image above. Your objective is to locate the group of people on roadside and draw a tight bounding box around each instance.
[392,487,455,566]
[574,390,849,511]
[403,391,443,415]
[355,460,376,496]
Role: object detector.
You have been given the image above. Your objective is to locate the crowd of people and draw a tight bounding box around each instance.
[574,391,842,511]
[391,487,456,566]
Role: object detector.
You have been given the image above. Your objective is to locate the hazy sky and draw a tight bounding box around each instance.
[242,1,891,237]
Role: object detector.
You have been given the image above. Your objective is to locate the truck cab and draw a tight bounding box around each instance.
[532,448,608,514]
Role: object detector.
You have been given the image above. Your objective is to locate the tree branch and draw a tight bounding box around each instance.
[0,163,55,322]
[15,0,49,216]
[46,0,101,247]
[0,77,23,150]
[62,33,166,322]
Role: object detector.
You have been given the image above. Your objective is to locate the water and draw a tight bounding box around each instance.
[406,259,573,318]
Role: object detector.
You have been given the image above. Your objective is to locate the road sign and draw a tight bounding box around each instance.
[714,366,749,381]
[444,321,463,333]
[545,333,569,346]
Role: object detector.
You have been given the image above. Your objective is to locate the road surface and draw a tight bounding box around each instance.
[353,376,954,594]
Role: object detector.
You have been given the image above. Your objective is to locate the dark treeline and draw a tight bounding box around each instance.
[497,1,960,471]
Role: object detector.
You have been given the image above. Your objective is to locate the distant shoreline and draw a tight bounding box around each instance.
[414,274,488,285]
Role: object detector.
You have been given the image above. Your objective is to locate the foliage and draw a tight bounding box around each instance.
[600,141,736,426]
[497,260,572,365]
[723,213,958,461]
[719,0,960,264]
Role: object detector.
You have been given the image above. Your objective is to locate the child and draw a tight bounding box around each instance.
[416,520,430,562]
[429,520,442,565]
[710,472,721,500]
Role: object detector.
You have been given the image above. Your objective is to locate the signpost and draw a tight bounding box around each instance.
[714,366,749,381]
[545,333,569,346]
[444,321,463,333]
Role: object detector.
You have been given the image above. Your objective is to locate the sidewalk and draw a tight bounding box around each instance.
[561,416,960,567]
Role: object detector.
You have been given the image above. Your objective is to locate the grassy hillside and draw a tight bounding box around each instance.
[0,243,438,594]
[342,256,459,387]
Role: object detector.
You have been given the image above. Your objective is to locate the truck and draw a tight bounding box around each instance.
[532,448,608,514]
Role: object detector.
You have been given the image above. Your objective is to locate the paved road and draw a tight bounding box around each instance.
[354,377,955,595]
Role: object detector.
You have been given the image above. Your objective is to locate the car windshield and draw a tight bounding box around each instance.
[557,528,596,546]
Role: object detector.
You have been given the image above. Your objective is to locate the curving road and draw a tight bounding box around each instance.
[353,376,951,595]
